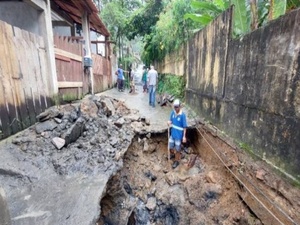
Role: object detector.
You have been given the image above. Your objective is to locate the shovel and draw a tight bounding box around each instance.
[167,126,170,163]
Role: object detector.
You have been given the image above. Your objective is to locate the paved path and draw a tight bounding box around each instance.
[97,85,196,132]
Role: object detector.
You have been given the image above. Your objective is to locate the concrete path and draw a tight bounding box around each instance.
[97,85,196,132]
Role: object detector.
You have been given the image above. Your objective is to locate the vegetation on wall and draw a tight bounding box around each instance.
[185,0,299,37]
[157,74,186,100]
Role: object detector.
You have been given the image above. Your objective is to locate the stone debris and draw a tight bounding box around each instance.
[146,197,157,210]
[0,95,151,225]
[51,137,65,150]
[256,169,267,181]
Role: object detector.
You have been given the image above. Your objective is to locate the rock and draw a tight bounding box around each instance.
[146,197,157,210]
[114,117,125,128]
[101,98,115,116]
[143,140,149,152]
[188,167,201,176]
[165,172,180,186]
[184,174,205,208]
[145,118,150,125]
[206,171,219,183]
[256,169,266,181]
[54,118,62,124]
[35,120,58,134]
[131,121,146,133]
[52,137,65,150]
[80,98,98,118]
[61,118,85,146]
[36,107,62,122]
[124,113,140,122]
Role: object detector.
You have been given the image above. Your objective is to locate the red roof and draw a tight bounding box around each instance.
[51,0,110,37]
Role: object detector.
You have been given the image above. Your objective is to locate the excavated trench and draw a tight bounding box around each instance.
[97,128,267,225]
[97,125,300,225]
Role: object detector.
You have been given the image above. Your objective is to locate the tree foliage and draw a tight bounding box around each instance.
[125,0,164,40]
[141,0,196,64]
[100,0,300,65]
[184,0,293,37]
[99,0,142,65]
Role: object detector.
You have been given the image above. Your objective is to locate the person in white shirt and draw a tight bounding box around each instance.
[147,65,158,107]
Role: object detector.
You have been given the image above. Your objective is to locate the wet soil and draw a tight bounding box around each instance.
[98,128,300,225]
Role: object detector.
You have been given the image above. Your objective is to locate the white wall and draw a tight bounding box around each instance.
[0,2,40,35]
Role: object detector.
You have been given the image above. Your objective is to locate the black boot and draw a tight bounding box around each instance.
[172,161,179,169]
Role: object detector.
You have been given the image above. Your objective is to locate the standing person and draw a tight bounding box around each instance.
[148,65,158,107]
[115,64,125,92]
[142,66,148,93]
[167,99,187,169]
[129,69,135,93]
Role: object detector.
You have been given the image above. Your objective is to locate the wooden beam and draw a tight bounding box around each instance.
[58,82,83,88]
[91,40,116,44]
[54,48,82,62]
[55,54,71,62]
[65,36,84,40]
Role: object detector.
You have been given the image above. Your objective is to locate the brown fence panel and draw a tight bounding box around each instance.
[92,53,111,93]
[0,20,51,140]
[54,36,84,99]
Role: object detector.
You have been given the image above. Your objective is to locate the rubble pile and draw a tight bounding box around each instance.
[0,95,148,225]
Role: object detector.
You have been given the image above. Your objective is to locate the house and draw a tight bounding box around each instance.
[0,0,113,140]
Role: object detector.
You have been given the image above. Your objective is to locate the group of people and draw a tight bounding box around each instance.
[115,64,136,93]
[115,64,159,107]
[115,64,187,169]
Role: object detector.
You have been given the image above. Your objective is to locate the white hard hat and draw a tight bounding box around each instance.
[173,99,180,107]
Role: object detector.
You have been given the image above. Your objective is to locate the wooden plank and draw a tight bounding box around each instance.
[37,40,51,109]
[24,88,36,125]
[58,81,83,88]
[238,191,284,225]
[0,84,11,139]
[55,53,71,62]
[0,21,11,138]
[2,22,20,134]
[236,171,296,225]
[54,47,82,62]
[12,26,30,129]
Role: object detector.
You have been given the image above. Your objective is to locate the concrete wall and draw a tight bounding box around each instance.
[0,2,41,35]
[156,45,185,76]
[157,7,300,182]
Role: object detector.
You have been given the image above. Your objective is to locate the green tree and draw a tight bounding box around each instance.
[100,0,142,64]
[141,0,196,64]
[184,0,293,37]
[125,0,164,40]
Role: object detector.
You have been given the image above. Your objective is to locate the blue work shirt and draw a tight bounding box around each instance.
[170,109,187,140]
[117,68,124,80]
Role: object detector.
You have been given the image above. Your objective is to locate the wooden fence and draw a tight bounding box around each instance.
[92,53,111,93]
[0,20,52,140]
[54,36,112,98]
[54,36,85,99]
[0,24,112,140]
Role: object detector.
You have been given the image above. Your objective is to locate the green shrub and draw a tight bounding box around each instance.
[157,74,186,100]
